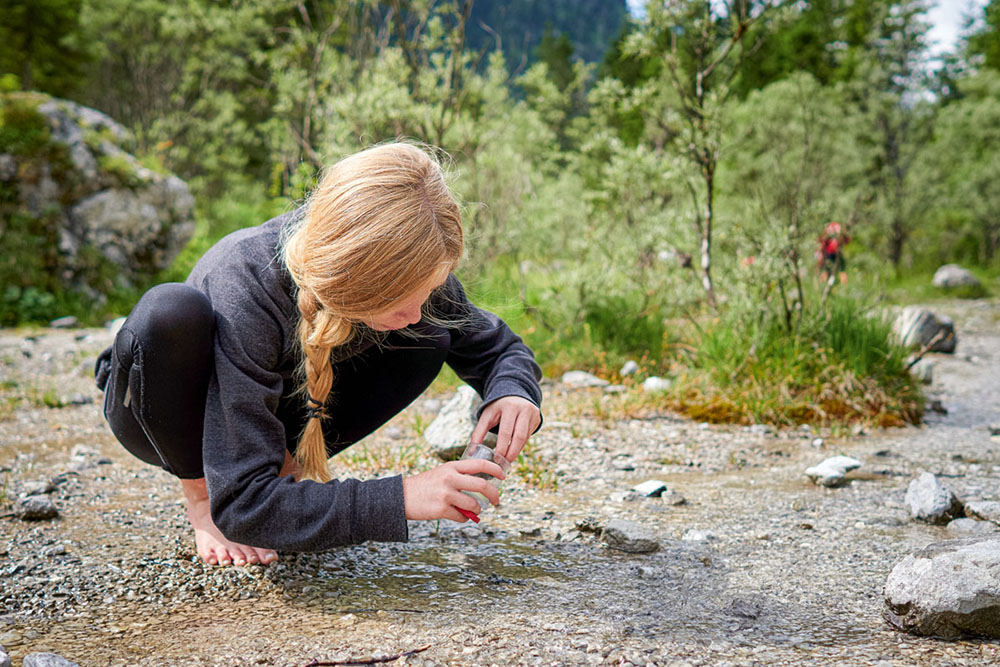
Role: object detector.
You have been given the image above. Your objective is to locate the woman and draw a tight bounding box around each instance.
[94,143,543,567]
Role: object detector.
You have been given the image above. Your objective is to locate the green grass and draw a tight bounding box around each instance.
[881,265,999,304]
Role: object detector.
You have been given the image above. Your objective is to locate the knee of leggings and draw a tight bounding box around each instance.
[130,283,215,352]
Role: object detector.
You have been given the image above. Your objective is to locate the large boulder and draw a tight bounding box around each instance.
[884,535,1000,639]
[892,307,957,353]
[932,264,981,290]
[1,92,194,298]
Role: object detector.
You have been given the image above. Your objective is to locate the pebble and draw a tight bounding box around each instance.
[602,519,660,553]
[562,370,609,388]
[905,472,964,524]
[620,360,639,376]
[811,438,825,448]
[0,647,8,667]
[48,316,78,329]
[641,376,671,392]
[965,501,1000,525]
[946,518,998,536]
[681,529,716,542]
[804,456,862,487]
[23,654,80,667]
[18,496,59,521]
[21,480,56,496]
[632,480,667,497]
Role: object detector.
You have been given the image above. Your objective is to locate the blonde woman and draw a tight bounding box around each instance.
[94,143,542,567]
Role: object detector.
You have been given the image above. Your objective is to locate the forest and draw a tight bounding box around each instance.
[1,0,999,428]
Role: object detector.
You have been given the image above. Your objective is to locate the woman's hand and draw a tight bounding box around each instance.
[470,396,541,462]
[402,459,506,522]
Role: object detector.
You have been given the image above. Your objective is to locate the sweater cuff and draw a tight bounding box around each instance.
[355,475,409,543]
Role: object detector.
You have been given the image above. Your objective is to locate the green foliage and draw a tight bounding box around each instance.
[0,0,90,97]
[968,0,1000,71]
[0,94,50,154]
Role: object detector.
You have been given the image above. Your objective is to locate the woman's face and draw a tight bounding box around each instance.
[367,267,450,331]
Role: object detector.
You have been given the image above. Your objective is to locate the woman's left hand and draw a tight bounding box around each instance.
[470,396,541,462]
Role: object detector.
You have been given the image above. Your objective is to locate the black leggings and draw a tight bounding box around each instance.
[96,283,448,479]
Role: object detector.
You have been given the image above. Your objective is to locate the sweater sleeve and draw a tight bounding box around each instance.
[436,275,543,420]
[198,261,408,552]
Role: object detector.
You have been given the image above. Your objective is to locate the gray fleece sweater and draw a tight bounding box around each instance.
[184,208,542,552]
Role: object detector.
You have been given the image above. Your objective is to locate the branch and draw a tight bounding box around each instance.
[302,644,432,667]
[905,331,949,370]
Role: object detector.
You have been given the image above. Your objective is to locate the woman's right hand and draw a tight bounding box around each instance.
[401,459,505,522]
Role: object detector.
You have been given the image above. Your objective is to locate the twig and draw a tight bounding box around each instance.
[905,330,949,370]
[302,643,432,667]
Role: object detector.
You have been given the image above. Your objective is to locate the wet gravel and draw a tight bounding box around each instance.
[1,298,999,666]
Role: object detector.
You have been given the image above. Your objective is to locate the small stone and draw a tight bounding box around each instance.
[18,496,58,521]
[611,457,635,471]
[23,654,81,667]
[641,376,671,392]
[989,424,1000,437]
[662,491,687,506]
[905,472,964,524]
[699,422,711,430]
[383,426,404,440]
[798,424,813,433]
[747,424,771,435]
[70,444,99,460]
[0,632,21,647]
[603,384,627,394]
[965,501,1000,525]
[601,519,660,553]
[0,647,9,667]
[608,490,640,503]
[908,358,935,384]
[681,529,715,542]
[632,480,668,497]
[620,360,639,376]
[932,264,981,289]
[561,370,608,388]
[423,385,480,453]
[42,544,67,557]
[811,438,825,448]
[48,316,78,329]
[805,455,862,487]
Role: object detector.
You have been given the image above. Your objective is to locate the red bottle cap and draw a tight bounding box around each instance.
[455,507,480,523]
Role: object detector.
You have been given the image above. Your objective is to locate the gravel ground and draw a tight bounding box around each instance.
[1,298,999,666]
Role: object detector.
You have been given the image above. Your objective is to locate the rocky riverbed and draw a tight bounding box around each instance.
[1,298,999,666]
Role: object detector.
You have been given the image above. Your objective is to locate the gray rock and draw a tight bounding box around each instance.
[611,456,635,471]
[905,472,964,524]
[965,501,1000,525]
[561,370,608,388]
[805,456,862,487]
[48,316,78,329]
[681,529,716,542]
[663,491,687,506]
[423,385,481,454]
[18,496,58,521]
[602,519,660,553]
[989,424,1000,437]
[641,376,672,392]
[23,653,81,667]
[0,647,9,667]
[603,384,627,394]
[884,535,1000,639]
[8,94,195,293]
[893,307,957,353]
[620,360,639,376]
[632,480,668,497]
[932,264,981,289]
[946,518,998,536]
[747,424,771,435]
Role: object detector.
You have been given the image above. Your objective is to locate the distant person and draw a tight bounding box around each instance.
[817,221,850,285]
[94,142,542,567]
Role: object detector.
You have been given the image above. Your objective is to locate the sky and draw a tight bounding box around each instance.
[625,0,990,57]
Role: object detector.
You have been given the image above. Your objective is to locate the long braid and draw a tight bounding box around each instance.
[294,291,351,482]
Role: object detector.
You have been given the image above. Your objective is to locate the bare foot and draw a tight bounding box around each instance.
[180,478,278,567]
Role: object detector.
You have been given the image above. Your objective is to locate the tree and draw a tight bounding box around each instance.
[968,0,1000,71]
[0,0,90,96]
[621,0,779,306]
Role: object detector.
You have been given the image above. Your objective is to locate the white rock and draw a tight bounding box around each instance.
[932,264,981,289]
[561,370,608,388]
[620,360,639,376]
[964,500,1000,525]
[805,455,862,487]
[905,472,964,524]
[632,480,668,497]
[423,385,480,450]
[641,376,672,392]
[893,307,957,353]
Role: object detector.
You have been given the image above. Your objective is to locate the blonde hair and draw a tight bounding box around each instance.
[282,142,464,482]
